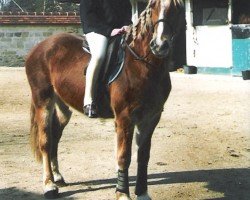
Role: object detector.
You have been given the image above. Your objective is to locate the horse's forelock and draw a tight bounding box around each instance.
[174,0,184,7]
[162,0,184,8]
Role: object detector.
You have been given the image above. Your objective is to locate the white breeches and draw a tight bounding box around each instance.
[84,32,108,106]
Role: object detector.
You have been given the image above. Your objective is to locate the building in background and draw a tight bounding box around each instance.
[1,0,249,77]
[185,0,250,75]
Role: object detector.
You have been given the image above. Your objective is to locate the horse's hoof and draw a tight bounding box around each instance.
[44,188,59,199]
[55,178,67,187]
[53,172,66,187]
[117,196,132,200]
[137,192,152,200]
[116,192,131,200]
[44,181,59,199]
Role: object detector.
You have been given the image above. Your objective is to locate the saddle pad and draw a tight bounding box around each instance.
[101,35,125,85]
[107,38,125,84]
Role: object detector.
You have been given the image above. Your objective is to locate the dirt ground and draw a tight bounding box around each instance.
[0,67,249,200]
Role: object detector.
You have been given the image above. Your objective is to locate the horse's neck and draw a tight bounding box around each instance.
[126,24,153,60]
[135,37,152,58]
[126,37,165,78]
[124,3,167,70]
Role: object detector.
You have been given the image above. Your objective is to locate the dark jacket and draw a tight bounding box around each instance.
[80,0,132,37]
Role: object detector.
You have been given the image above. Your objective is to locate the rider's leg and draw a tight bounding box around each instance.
[84,32,108,116]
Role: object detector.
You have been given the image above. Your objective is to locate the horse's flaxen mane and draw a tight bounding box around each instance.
[172,0,184,7]
[125,1,152,46]
[125,0,183,46]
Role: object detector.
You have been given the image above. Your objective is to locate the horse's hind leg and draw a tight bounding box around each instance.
[32,87,59,198]
[50,95,72,186]
[135,113,162,200]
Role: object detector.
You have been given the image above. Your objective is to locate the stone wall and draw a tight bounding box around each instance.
[0,25,82,67]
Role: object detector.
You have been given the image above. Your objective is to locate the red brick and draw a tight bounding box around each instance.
[0,12,80,25]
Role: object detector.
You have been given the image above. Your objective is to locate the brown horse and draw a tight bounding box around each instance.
[25,0,185,199]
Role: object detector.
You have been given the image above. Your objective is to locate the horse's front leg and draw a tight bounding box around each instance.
[115,112,134,200]
[135,113,162,200]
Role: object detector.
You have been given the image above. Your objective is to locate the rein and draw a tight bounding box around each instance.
[123,39,154,67]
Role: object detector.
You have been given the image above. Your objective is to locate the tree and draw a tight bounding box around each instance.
[0,0,79,12]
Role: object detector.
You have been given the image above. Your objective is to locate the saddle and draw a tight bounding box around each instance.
[82,35,125,85]
[82,35,125,118]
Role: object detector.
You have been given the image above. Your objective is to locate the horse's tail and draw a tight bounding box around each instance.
[30,100,42,163]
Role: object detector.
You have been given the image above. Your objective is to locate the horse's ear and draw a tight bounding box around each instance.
[149,0,157,7]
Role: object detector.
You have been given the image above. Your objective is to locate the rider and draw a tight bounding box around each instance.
[80,0,132,118]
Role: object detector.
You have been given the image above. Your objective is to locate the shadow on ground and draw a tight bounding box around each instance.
[1,168,249,199]
[0,187,39,200]
[62,168,250,199]
[0,187,73,200]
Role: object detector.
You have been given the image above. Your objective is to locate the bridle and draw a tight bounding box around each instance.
[123,17,177,67]
[123,39,154,67]
[153,18,176,42]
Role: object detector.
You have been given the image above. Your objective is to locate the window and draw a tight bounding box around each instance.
[193,0,229,26]
[232,0,250,24]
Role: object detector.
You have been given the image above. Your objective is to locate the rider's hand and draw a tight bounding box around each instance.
[121,26,130,32]
[110,26,130,36]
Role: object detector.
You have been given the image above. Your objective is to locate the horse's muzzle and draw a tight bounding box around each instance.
[150,38,170,58]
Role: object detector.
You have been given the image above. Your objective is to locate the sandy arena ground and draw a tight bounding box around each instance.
[0,67,249,200]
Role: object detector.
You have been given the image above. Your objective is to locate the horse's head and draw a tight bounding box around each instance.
[149,0,184,58]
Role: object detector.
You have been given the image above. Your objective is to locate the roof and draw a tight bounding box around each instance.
[0,11,81,25]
